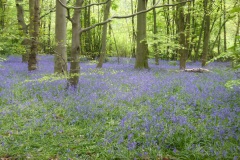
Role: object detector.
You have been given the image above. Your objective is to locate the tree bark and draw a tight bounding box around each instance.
[223,0,227,52]
[234,12,240,50]
[153,0,159,65]
[54,0,67,74]
[176,0,187,70]
[185,2,191,57]
[0,0,5,29]
[134,0,149,69]
[96,0,111,68]
[201,0,211,67]
[28,0,40,71]
[15,0,29,62]
[68,0,84,87]
[131,0,136,57]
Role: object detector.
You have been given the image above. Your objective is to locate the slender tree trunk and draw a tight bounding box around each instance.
[218,0,222,55]
[223,0,227,52]
[210,18,229,54]
[54,0,67,74]
[131,0,136,57]
[48,0,53,54]
[217,18,221,55]
[163,0,170,56]
[185,2,191,57]
[232,12,240,67]
[234,13,240,50]
[15,0,29,62]
[153,0,159,65]
[134,0,149,69]
[195,17,204,61]
[0,0,5,29]
[97,0,111,68]
[28,0,40,71]
[176,0,187,70]
[68,0,84,87]
[189,0,197,61]
[172,0,177,60]
[201,0,212,67]
[85,0,91,53]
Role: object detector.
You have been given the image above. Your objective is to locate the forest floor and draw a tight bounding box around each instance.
[0,55,239,160]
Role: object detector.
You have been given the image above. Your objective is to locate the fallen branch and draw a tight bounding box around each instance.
[184,68,210,73]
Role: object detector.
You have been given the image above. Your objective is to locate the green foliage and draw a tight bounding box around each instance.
[209,38,240,69]
[208,36,240,89]
[0,34,25,56]
[168,61,178,66]
[225,79,240,89]
[229,6,240,13]
[147,33,179,59]
[0,6,26,56]
[0,55,6,68]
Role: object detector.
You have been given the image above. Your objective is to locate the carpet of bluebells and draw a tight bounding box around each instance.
[0,55,239,159]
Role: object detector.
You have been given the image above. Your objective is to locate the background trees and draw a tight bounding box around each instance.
[0,0,239,73]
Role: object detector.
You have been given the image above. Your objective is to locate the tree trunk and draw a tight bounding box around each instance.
[68,0,84,87]
[163,0,170,56]
[176,0,187,70]
[201,0,211,67]
[47,0,53,54]
[185,2,191,57]
[234,13,240,50]
[0,0,5,29]
[28,0,40,71]
[96,0,111,68]
[223,0,227,52]
[195,17,204,61]
[85,0,92,53]
[134,0,149,69]
[131,0,136,57]
[15,0,29,62]
[153,0,159,65]
[217,0,223,55]
[54,0,67,74]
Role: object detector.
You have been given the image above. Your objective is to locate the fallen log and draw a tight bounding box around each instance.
[184,68,210,73]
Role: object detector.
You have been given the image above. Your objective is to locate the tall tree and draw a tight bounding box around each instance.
[131,0,136,57]
[68,0,84,87]
[0,0,6,29]
[15,0,29,62]
[223,0,227,52]
[96,0,111,68]
[234,12,240,50]
[28,0,40,71]
[153,0,159,65]
[134,0,149,69]
[54,0,67,74]
[176,0,187,69]
[201,0,212,67]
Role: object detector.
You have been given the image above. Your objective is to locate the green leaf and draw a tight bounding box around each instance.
[229,6,240,13]
[225,79,240,89]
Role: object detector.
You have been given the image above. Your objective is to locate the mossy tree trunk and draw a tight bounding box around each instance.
[15,0,29,63]
[96,0,111,68]
[28,0,40,71]
[176,0,187,70]
[134,0,149,69]
[68,0,84,87]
